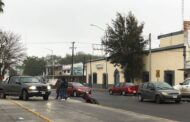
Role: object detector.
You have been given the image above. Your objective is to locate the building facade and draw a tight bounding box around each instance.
[86,21,190,88]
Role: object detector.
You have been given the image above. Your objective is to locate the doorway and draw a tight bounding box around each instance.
[114,69,120,85]
[102,73,108,89]
[164,70,175,86]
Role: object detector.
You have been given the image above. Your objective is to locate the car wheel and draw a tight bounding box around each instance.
[122,91,126,96]
[138,94,143,102]
[22,90,29,101]
[175,100,180,104]
[0,91,6,99]
[43,95,49,100]
[155,96,161,104]
[73,91,77,97]
[109,90,113,95]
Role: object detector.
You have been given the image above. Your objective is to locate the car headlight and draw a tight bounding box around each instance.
[161,92,168,96]
[29,86,36,90]
[47,85,51,90]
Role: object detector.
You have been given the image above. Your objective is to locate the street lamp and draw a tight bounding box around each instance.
[45,48,54,79]
[90,24,108,89]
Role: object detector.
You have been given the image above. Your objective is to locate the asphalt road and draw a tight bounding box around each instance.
[71,90,190,122]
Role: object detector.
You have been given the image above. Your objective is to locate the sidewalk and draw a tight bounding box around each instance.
[8,98,178,122]
[0,99,43,122]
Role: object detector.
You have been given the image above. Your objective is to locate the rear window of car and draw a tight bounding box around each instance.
[125,83,134,86]
[72,82,84,87]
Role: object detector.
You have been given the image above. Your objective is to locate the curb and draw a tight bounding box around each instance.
[9,100,53,122]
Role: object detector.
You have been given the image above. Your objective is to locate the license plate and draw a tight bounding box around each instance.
[133,91,136,93]
[41,91,46,94]
[173,95,177,98]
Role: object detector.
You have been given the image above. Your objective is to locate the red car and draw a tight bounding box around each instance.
[109,82,138,96]
[67,82,91,97]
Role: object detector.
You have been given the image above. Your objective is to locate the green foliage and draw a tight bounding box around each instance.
[23,56,46,76]
[102,12,146,82]
[59,52,103,65]
[9,68,17,76]
[0,0,4,13]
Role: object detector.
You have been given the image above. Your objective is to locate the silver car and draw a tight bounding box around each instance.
[173,78,190,98]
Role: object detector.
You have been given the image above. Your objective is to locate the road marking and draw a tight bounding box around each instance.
[9,100,53,122]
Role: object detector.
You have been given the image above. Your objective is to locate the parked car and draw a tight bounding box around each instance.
[0,76,51,100]
[173,78,190,98]
[109,82,138,96]
[67,82,91,97]
[138,81,181,104]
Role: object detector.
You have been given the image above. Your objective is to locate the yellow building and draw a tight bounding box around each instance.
[86,22,190,88]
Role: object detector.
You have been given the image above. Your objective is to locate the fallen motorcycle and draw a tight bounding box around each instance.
[82,92,99,104]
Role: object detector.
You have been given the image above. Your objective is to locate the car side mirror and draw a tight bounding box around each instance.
[179,83,183,85]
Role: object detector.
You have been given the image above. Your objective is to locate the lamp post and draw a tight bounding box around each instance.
[45,48,54,79]
[90,24,108,88]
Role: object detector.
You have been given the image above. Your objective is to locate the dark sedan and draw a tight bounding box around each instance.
[138,81,181,104]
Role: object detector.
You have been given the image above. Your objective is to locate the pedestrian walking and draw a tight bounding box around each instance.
[60,77,68,100]
[55,77,62,99]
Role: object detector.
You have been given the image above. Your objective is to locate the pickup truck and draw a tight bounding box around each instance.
[0,76,51,100]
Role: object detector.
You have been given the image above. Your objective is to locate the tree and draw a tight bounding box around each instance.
[0,31,26,80]
[58,52,103,65]
[23,56,46,76]
[102,12,146,82]
[0,0,4,13]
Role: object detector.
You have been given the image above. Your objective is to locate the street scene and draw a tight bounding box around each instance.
[1,0,190,122]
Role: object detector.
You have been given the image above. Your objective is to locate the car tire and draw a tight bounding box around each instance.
[155,95,161,104]
[0,91,6,99]
[109,90,113,95]
[43,95,49,100]
[122,91,126,96]
[22,90,29,101]
[73,91,77,97]
[138,94,143,102]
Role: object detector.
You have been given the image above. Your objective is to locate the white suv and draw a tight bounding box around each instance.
[173,78,190,98]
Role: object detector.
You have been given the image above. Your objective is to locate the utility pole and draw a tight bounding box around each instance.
[70,41,76,82]
[149,33,152,82]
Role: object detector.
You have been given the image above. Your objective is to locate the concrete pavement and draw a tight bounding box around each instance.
[0,97,178,122]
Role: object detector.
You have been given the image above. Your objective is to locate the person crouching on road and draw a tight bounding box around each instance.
[55,77,62,99]
[60,77,68,100]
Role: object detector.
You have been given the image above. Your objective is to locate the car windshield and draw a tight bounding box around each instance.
[155,82,173,90]
[20,77,40,83]
[73,82,84,87]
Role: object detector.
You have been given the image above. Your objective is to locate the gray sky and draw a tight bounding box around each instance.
[0,0,190,57]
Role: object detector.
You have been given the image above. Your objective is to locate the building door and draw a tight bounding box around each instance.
[102,73,107,89]
[93,73,97,84]
[142,71,149,82]
[114,69,120,85]
[88,74,92,87]
[164,70,175,86]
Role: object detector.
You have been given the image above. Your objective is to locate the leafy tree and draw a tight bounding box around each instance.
[0,31,26,80]
[0,0,4,13]
[59,51,103,65]
[23,56,46,76]
[102,12,146,82]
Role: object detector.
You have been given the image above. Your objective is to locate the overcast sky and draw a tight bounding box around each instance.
[0,0,190,57]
